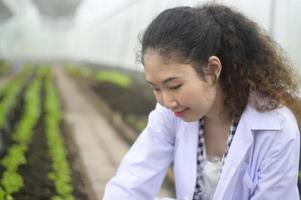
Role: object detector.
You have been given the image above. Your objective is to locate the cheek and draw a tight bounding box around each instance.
[173,88,194,105]
[203,86,217,102]
[198,87,217,112]
[181,84,216,106]
[153,91,163,104]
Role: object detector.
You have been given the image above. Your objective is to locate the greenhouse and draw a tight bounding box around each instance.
[0,0,300,199]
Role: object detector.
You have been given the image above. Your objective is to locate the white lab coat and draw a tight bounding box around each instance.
[103,103,300,200]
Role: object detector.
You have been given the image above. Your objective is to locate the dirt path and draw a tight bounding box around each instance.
[53,67,173,199]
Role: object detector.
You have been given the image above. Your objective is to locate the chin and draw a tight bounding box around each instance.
[181,115,199,122]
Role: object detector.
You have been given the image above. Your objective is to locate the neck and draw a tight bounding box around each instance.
[205,85,231,126]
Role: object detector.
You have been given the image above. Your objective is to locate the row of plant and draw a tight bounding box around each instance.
[65,65,132,88]
[65,65,151,133]
[0,67,33,131]
[0,60,11,77]
[45,73,74,200]
[0,68,44,199]
[0,67,32,98]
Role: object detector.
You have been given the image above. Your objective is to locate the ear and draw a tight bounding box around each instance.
[204,56,222,82]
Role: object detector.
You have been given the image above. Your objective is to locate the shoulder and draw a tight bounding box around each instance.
[274,106,300,141]
[242,104,300,141]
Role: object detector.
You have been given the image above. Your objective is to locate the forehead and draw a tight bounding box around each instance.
[143,49,194,82]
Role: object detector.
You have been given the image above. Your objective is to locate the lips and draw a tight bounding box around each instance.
[174,108,189,117]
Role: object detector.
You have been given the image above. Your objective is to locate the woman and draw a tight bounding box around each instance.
[103,4,300,200]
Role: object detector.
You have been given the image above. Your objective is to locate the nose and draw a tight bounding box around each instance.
[162,91,178,109]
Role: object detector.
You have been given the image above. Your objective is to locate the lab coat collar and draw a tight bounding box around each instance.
[213,105,282,200]
[243,105,282,130]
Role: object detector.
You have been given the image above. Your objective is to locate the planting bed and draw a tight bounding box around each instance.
[0,68,89,200]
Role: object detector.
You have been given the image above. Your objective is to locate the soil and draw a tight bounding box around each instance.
[14,116,89,200]
[77,64,155,117]
[14,116,55,200]
[85,68,156,134]
[0,74,33,152]
[62,123,90,200]
[12,78,55,199]
[90,81,155,117]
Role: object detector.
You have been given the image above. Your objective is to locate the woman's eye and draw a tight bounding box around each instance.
[169,85,182,90]
[152,88,160,92]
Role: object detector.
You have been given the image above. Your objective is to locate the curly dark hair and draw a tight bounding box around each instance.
[140,3,301,122]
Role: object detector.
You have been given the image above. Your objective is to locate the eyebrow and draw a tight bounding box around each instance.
[147,77,179,86]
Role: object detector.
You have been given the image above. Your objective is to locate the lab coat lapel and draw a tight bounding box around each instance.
[213,107,254,200]
[213,105,281,200]
[174,120,199,200]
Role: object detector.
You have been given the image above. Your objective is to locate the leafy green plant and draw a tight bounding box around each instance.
[124,114,147,132]
[0,187,5,200]
[45,73,74,200]
[65,65,132,88]
[0,68,32,129]
[0,67,45,198]
[1,145,26,171]
[65,65,92,78]
[0,60,11,76]
[1,171,23,196]
[95,70,131,88]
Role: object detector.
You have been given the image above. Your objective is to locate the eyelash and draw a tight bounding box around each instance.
[151,84,182,92]
[153,88,160,92]
[169,85,182,90]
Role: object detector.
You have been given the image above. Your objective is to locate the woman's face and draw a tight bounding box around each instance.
[143,50,219,122]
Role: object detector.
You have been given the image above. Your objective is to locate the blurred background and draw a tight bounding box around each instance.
[0,0,300,70]
[0,0,300,200]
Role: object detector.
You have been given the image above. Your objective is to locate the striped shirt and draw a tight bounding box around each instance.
[193,118,239,200]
